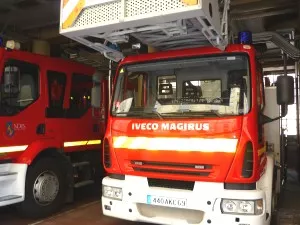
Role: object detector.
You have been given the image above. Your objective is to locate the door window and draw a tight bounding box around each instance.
[66,73,92,118]
[0,59,39,115]
[46,70,66,118]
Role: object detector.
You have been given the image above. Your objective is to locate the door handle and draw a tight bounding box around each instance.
[36,123,46,135]
[93,124,100,132]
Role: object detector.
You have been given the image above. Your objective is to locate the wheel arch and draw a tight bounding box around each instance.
[257,152,275,216]
[16,139,63,165]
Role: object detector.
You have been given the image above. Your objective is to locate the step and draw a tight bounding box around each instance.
[0,172,17,176]
[72,161,90,168]
[0,172,18,182]
[74,180,94,188]
[0,195,22,202]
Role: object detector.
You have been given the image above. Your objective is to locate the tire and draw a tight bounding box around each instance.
[17,157,67,219]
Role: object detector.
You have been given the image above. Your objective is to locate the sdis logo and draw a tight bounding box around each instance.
[6,121,26,137]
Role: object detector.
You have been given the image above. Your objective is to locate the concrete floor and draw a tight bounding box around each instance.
[0,184,145,225]
[2,181,300,225]
[0,201,141,225]
[15,201,136,225]
[275,181,300,225]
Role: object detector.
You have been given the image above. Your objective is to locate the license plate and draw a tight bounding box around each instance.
[147,195,187,208]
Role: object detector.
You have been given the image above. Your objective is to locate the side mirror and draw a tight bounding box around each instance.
[261,75,295,124]
[91,84,101,108]
[276,75,294,105]
[91,71,102,108]
[276,75,294,118]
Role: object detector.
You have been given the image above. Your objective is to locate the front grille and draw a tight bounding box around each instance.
[103,139,111,168]
[134,167,210,176]
[131,160,213,177]
[148,178,194,191]
[242,142,253,178]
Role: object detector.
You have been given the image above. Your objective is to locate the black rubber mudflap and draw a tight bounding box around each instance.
[275,209,300,225]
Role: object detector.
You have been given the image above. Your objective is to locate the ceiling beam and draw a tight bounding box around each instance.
[266,19,299,32]
[231,0,262,6]
[231,0,298,14]
[232,8,298,21]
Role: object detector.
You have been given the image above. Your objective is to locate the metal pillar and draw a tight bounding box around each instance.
[108,60,112,110]
[296,61,300,182]
[296,62,299,147]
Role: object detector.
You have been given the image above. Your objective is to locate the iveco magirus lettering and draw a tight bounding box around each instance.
[131,122,210,131]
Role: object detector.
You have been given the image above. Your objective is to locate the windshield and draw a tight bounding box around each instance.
[112,54,250,118]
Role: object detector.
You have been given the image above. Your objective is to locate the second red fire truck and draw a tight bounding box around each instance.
[0,40,107,218]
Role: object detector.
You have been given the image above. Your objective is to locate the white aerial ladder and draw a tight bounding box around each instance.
[59,0,231,62]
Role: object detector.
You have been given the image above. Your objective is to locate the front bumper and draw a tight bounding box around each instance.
[101,175,270,225]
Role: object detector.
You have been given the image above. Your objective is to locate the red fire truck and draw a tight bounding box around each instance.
[0,41,107,218]
[96,43,294,225]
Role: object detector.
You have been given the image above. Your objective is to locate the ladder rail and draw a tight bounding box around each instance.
[60,0,231,62]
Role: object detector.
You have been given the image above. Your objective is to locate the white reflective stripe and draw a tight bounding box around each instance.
[64,140,102,147]
[113,136,238,153]
[113,136,128,148]
[128,137,148,149]
[0,145,28,153]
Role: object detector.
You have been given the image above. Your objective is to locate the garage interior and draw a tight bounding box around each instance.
[0,0,300,224]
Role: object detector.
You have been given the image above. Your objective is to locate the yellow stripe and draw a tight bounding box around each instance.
[64,140,101,147]
[63,0,70,7]
[181,0,198,6]
[62,0,85,29]
[64,141,87,147]
[87,140,102,145]
[258,145,266,156]
[113,136,238,153]
[0,145,28,153]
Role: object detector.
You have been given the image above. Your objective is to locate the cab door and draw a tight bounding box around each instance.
[0,55,45,152]
[63,73,103,152]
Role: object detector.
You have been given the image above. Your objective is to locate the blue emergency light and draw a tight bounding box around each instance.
[107,42,120,51]
[238,31,252,45]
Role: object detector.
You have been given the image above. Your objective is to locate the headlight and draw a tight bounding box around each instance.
[221,199,263,215]
[102,185,123,200]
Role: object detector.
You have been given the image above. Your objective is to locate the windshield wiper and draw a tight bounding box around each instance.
[204,110,221,117]
[113,110,164,120]
[177,109,221,117]
[114,111,142,115]
[150,110,163,120]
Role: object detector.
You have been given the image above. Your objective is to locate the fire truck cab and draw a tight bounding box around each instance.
[98,44,294,225]
[0,41,107,218]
